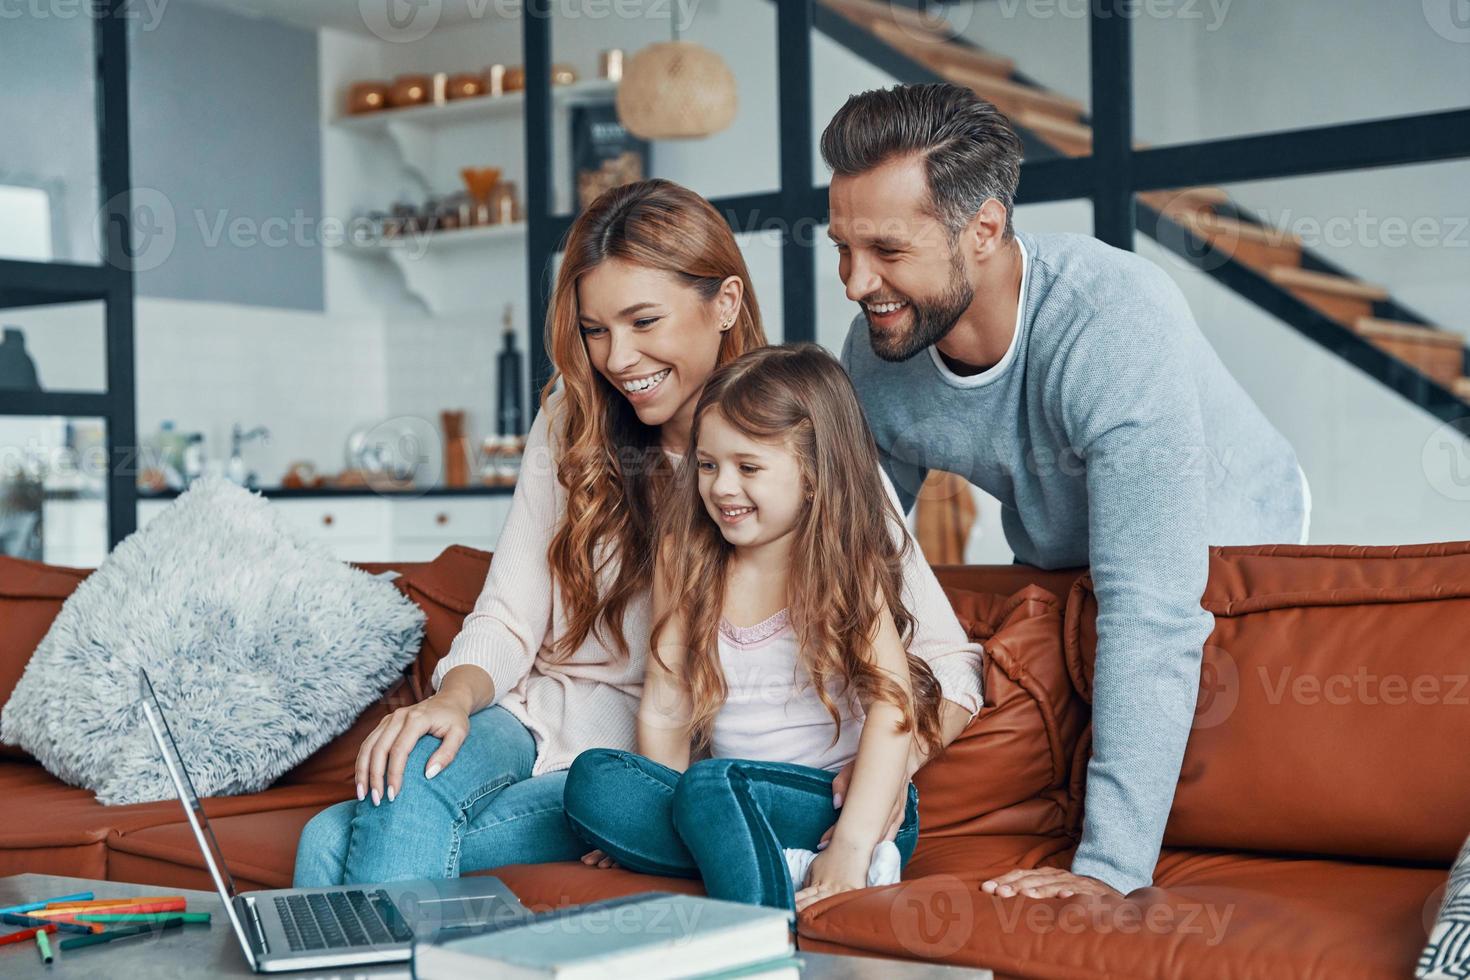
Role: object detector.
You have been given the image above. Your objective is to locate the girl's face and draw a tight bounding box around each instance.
[577,257,741,446]
[695,409,808,554]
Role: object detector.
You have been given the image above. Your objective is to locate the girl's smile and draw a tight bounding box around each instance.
[715,503,756,525]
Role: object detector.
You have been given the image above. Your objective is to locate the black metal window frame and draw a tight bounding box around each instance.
[521,0,1470,420]
[0,1,137,550]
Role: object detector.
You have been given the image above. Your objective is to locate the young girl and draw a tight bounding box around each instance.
[562,343,948,915]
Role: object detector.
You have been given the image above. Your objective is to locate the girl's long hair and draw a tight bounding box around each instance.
[654,343,944,755]
[541,179,766,662]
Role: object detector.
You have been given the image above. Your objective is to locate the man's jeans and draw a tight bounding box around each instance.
[562,749,920,914]
[292,705,584,886]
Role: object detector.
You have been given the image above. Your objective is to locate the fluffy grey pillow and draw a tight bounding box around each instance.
[0,477,424,804]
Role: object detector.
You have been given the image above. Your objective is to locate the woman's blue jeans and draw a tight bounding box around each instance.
[292,705,585,887]
[562,749,920,914]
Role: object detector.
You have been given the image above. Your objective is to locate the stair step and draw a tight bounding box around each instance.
[867,20,1014,78]
[821,0,952,43]
[1267,266,1390,327]
[1138,186,1230,216]
[1353,318,1466,387]
[944,66,1085,123]
[1267,266,1389,300]
[1012,109,1093,156]
[1354,317,1465,348]
[1171,211,1303,271]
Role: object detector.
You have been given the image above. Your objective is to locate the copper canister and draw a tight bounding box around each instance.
[447,72,486,99]
[347,81,390,114]
[388,74,432,108]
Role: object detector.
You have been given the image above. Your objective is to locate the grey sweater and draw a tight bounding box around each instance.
[841,230,1305,894]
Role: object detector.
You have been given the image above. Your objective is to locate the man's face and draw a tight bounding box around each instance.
[828,154,975,362]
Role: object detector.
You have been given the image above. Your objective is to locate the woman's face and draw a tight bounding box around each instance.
[577,258,740,445]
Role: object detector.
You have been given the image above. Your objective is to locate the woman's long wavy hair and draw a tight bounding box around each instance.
[654,343,944,755]
[542,179,766,662]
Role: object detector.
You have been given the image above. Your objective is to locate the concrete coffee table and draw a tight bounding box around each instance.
[1,874,993,978]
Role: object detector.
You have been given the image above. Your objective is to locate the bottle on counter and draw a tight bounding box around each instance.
[155,420,188,490]
[497,304,525,437]
[182,433,206,485]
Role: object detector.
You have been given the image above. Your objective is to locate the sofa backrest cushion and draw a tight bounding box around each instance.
[914,584,1087,839]
[1066,542,1470,864]
[398,545,494,695]
[0,557,90,762]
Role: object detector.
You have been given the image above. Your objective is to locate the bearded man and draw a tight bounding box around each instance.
[823,82,1309,899]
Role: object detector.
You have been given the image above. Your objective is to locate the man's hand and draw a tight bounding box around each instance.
[795,838,870,912]
[981,868,1121,900]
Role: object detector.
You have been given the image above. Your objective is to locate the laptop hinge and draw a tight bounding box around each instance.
[242,896,271,955]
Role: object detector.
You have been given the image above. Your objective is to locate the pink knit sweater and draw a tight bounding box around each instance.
[430,391,985,776]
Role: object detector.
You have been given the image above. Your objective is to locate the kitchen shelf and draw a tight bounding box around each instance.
[331,78,617,133]
[342,221,526,256]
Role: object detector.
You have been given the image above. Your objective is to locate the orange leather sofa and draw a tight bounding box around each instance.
[1,541,1461,979]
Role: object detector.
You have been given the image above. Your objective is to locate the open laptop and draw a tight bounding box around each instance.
[137,667,532,972]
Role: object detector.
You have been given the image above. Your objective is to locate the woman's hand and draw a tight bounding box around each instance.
[354,692,471,806]
[794,837,871,912]
[579,849,620,870]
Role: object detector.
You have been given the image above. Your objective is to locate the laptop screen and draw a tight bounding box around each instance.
[137,668,241,902]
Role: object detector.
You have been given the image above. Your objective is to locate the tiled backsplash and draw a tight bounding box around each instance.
[133,297,505,488]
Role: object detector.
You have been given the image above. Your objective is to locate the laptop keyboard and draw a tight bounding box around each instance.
[274,889,413,951]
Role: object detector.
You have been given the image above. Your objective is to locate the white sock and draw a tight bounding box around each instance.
[784,839,902,890]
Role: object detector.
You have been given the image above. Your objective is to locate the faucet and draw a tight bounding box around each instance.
[229,423,270,489]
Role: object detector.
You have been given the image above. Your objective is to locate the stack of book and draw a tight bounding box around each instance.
[413,892,799,979]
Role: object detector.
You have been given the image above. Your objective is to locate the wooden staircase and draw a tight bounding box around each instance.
[819,0,1470,409]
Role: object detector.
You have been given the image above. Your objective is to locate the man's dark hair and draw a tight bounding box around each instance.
[820,82,1023,240]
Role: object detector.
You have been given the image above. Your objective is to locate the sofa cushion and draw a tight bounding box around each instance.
[398,545,494,695]
[1065,542,1470,864]
[0,757,351,883]
[0,556,90,761]
[915,586,1085,840]
[798,842,1443,979]
[108,800,354,892]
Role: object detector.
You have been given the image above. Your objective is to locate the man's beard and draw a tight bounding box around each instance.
[866,248,974,363]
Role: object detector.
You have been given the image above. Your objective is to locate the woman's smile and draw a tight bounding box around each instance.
[618,367,672,404]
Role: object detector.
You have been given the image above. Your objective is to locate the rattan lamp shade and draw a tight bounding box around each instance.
[615,41,738,140]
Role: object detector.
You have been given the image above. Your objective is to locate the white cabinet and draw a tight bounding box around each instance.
[390,496,513,561]
[134,493,512,564]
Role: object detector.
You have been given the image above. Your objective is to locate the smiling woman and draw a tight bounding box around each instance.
[290,177,771,888]
[544,178,769,665]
